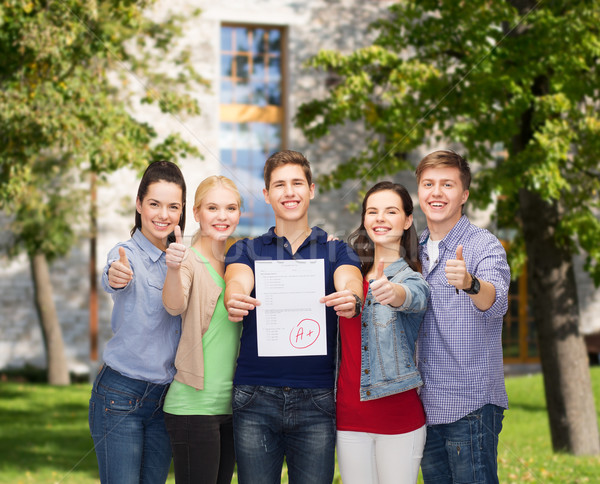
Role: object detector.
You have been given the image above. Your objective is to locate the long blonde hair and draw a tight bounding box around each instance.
[191,175,242,244]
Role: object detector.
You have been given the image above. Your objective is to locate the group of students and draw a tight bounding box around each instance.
[88,149,510,484]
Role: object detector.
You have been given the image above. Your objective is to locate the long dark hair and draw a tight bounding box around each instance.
[348,181,420,276]
[131,160,186,244]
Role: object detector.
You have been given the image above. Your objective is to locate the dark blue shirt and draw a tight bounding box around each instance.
[225,226,361,388]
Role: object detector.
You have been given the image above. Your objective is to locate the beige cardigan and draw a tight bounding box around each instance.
[162,248,222,390]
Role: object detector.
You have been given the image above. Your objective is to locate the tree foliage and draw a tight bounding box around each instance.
[0,0,207,384]
[296,0,600,283]
[0,0,204,209]
[297,0,600,455]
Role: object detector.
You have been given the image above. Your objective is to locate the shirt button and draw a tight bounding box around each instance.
[362,323,367,327]
[364,369,369,375]
[366,391,371,396]
[363,345,368,351]
[283,386,291,392]
[284,243,289,248]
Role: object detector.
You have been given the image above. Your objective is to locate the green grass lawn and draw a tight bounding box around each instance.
[1,367,599,483]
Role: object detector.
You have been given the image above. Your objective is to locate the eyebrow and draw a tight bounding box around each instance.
[366,205,401,211]
[271,178,306,185]
[421,178,456,183]
[148,198,182,206]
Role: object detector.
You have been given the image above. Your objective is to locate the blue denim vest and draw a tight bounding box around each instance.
[359,258,429,401]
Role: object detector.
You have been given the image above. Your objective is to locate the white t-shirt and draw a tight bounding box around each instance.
[427,237,441,272]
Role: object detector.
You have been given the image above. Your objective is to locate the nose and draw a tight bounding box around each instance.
[159,205,168,219]
[431,182,442,196]
[283,182,294,196]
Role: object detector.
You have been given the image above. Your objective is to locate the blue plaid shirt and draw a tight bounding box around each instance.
[417,216,510,425]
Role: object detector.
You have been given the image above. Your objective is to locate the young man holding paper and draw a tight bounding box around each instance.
[224,150,363,484]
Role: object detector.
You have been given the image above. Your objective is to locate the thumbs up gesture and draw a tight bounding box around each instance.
[445,245,470,291]
[370,260,396,305]
[108,246,134,289]
[166,226,186,270]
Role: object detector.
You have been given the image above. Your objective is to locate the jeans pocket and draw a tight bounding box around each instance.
[104,390,139,415]
[232,385,257,411]
[88,400,95,433]
[310,389,335,418]
[493,406,505,435]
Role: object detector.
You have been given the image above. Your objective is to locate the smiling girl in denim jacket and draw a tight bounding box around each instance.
[336,181,430,484]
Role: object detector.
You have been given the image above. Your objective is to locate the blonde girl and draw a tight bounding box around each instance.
[162,176,242,484]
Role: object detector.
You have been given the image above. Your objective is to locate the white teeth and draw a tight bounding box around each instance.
[373,228,388,232]
[155,222,168,227]
[431,202,444,208]
[284,202,298,207]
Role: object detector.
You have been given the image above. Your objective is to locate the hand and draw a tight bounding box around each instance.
[226,293,260,322]
[320,289,357,318]
[445,245,470,290]
[166,226,186,270]
[108,247,133,289]
[370,260,396,305]
[326,234,340,242]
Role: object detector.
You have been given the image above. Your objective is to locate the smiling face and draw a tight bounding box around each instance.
[136,181,184,250]
[417,166,469,239]
[263,163,315,224]
[194,186,240,242]
[364,189,413,251]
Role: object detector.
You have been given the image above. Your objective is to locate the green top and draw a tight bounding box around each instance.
[163,248,241,415]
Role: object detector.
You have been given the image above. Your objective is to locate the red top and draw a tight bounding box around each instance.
[336,279,426,434]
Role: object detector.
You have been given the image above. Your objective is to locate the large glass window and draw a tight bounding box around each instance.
[220,25,285,236]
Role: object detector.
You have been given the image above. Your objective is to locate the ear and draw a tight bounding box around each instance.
[136,197,142,214]
[461,189,469,205]
[193,205,201,223]
[309,183,315,200]
[263,187,271,205]
[404,214,413,231]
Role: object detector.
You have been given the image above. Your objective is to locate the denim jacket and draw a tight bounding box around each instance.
[360,258,430,401]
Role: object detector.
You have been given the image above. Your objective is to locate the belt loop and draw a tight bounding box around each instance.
[93,364,107,390]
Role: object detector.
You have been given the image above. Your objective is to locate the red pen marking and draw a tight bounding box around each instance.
[289,319,321,349]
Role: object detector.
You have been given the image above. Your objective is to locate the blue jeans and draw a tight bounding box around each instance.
[421,404,505,484]
[232,385,336,484]
[88,365,172,484]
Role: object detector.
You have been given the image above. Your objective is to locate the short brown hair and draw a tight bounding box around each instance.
[415,150,471,191]
[263,150,312,189]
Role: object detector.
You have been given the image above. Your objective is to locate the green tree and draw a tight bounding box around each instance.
[296,0,600,455]
[0,0,205,384]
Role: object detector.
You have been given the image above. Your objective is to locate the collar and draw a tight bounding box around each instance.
[383,258,409,278]
[419,215,470,250]
[260,226,328,246]
[132,229,165,263]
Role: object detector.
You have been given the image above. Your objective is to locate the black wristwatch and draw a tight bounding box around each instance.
[463,273,481,295]
[352,294,362,317]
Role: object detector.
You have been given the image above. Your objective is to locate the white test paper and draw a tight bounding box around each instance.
[254,259,326,357]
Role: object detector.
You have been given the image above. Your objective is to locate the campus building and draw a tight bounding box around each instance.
[1,0,599,376]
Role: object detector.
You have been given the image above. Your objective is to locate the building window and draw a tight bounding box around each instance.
[220,25,285,236]
[502,264,539,363]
